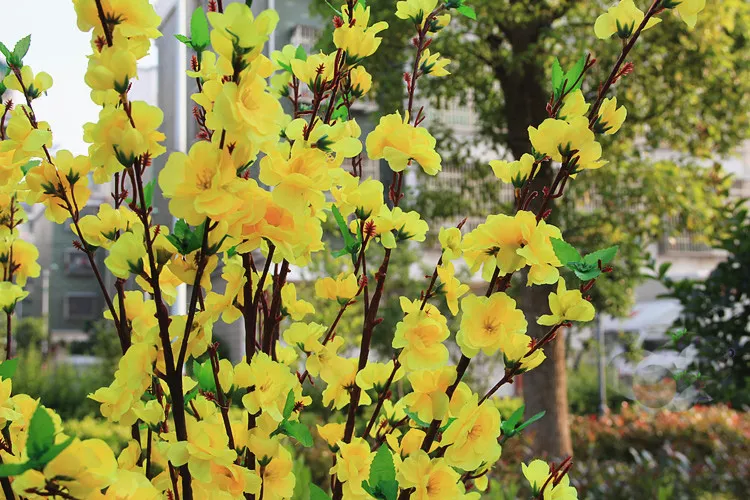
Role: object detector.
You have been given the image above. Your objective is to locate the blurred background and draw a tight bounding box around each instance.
[1,0,748,498]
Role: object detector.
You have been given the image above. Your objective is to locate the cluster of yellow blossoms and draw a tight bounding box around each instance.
[0,0,705,498]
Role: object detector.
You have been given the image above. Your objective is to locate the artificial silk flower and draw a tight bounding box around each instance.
[317,422,346,450]
[372,205,429,249]
[281,282,315,320]
[489,153,535,187]
[330,170,384,219]
[24,150,92,223]
[104,231,145,279]
[401,366,456,424]
[594,0,661,40]
[322,356,372,409]
[73,0,162,39]
[396,451,463,500]
[441,395,502,471]
[528,116,606,171]
[283,322,326,353]
[291,51,337,91]
[0,238,40,286]
[436,261,470,316]
[84,40,138,93]
[396,0,439,27]
[499,332,546,373]
[2,65,53,99]
[393,308,450,371]
[674,0,705,29]
[594,97,627,135]
[208,3,279,71]
[356,360,403,392]
[366,112,442,175]
[558,90,590,121]
[334,3,389,63]
[331,438,374,498]
[538,277,596,326]
[315,273,359,304]
[419,49,451,77]
[1,106,53,161]
[456,292,527,358]
[0,282,28,314]
[348,66,373,98]
[522,459,579,499]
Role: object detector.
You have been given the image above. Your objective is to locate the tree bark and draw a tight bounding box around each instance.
[495,20,574,459]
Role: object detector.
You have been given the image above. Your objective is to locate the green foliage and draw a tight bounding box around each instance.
[567,363,627,415]
[166,219,205,255]
[661,201,750,407]
[12,346,112,419]
[363,446,397,500]
[0,358,18,380]
[0,35,31,67]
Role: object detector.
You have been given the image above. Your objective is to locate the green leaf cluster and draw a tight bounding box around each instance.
[362,446,398,500]
[166,219,205,255]
[271,390,313,447]
[500,404,545,440]
[175,8,210,61]
[0,35,31,68]
[551,238,618,282]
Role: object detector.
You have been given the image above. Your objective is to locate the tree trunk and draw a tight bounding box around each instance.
[496,22,574,459]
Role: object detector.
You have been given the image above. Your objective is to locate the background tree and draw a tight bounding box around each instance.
[311,0,750,457]
[661,201,750,408]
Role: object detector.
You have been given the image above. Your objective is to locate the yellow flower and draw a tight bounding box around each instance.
[84,102,166,183]
[522,459,551,495]
[3,66,53,99]
[321,357,372,409]
[331,437,374,498]
[132,399,163,426]
[528,116,606,171]
[489,153,535,187]
[674,0,705,29]
[594,0,661,39]
[538,277,596,326]
[0,378,21,427]
[441,396,502,471]
[206,60,285,154]
[386,427,428,459]
[334,3,388,63]
[438,226,462,261]
[355,360,403,392]
[366,112,442,175]
[167,416,237,484]
[419,49,450,77]
[260,446,296,499]
[76,203,141,248]
[315,272,359,304]
[2,106,53,160]
[43,438,118,498]
[558,90,590,121]
[348,66,373,99]
[306,336,345,380]
[372,205,429,249]
[393,307,450,371]
[462,211,563,285]
[291,51,337,91]
[208,3,279,72]
[283,322,326,353]
[401,366,456,423]
[239,352,300,422]
[317,422,346,450]
[281,282,315,320]
[397,451,462,500]
[436,261,469,316]
[285,117,363,160]
[25,150,92,223]
[499,333,546,373]
[84,37,138,93]
[456,293,527,358]
[73,0,162,39]
[104,231,146,279]
[594,97,627,135]
[330,170,384,219]
[396,0,439,26]
[1,238,40,286]
[160,141,244,225]
[0,281,28,313]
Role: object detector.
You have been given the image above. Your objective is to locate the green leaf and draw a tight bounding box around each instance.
[27,405,56,462]
[564,53,587,93]
[379,480,399,500]
[174,34,192,45]
[501,404,525,435]
[246,0,254,6]
[12,35,31,64]
[583,245,619,267]
[403,409,431,428]
[331,205,357,255]
[280,420,313,447]
[0,358,18,380]
[357,0,366,8]
[0,42,11,60]
[439,417,457,433]
[20,160,40,176]
[456,5,477,20]
[551,58,564,95]
[184,387,199,406]
[192,360,216,393]
[369,446,396,488]
[310,484,332,500]
[295,45,307,61]
[567,261,601,281]
[514,410,546,433]
[551,238,581,265]
[143,180,156,209]
[0,462,32,477]
[37,435,75,466]
[283,389,296,420]
[190,7,210,50]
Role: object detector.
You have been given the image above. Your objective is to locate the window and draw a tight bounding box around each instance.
[64,293,99,320]
[64,249,91,276]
